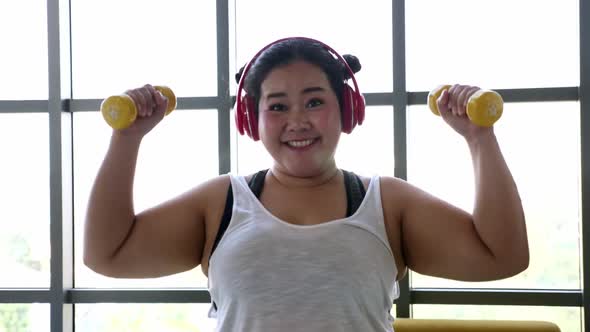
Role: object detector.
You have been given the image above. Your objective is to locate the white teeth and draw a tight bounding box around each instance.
[287,139,315,148]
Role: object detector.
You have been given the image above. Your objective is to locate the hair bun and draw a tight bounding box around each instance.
[235,65,246,84]
[342,54,361,76]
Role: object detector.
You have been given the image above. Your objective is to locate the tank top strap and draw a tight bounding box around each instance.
[224,173,265,229]
[342,175,394,257]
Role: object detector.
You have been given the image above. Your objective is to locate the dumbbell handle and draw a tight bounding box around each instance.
[427,85,503,127]
[100,85,177,130]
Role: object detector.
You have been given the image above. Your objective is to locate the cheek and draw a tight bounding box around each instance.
[315,108,341,131]
[258,112,283,133]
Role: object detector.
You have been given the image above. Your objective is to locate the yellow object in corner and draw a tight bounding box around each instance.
[393,318,560,332]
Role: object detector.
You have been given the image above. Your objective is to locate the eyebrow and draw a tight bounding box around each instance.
[265,86,326,100]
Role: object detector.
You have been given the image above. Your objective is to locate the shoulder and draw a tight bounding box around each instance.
[195,172,264,217]
[201,173,232,192]
[196,170,265,200]
[178,174,233,218]
[346,173,412,199]
[346,173,410,197]
[375,175,428,223]
[378,175,421,202]
[192,174,232,199]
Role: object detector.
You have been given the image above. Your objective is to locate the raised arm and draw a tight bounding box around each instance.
[393,84,529,281]
[83,84,208,278]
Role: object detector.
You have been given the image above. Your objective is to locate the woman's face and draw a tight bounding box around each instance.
[258,60,342,178]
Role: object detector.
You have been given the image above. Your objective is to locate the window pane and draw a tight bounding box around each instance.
[0,1,47,99]
[71,0,217,98]
[0,304,49,332]
[406,0,579,90]
[74,110,218,288]
[0,114,50,287]
[234,107,394,177]
[412,305,579,332]
[76,303,215,332]
[408,102,581,289]
[233,0,392,93]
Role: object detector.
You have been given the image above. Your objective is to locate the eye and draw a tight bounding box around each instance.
[268,103,287,112]
[306,98,323,108]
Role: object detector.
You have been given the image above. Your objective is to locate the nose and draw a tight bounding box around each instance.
[286,107,311,132]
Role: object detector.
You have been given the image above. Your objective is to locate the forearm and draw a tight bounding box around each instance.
[469,130,529,270]
[83,132,143,268]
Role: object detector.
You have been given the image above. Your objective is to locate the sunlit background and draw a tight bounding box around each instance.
[0,0,584,331]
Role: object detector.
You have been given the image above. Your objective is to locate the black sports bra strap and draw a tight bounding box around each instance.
[249,169,269,198]
[210,184,233,256]
[354,172,367,197]
[343,169,366,217]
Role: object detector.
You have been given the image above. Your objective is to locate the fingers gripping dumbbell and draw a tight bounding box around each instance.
[427,85,503,127]
[100,85,177,130]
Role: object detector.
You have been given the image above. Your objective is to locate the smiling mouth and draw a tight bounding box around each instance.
[285,138,318,148]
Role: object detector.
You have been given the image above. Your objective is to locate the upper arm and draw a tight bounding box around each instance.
[381,176,502,282]
[106,175,229,278]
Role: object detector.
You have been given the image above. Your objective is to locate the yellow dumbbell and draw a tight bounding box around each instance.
[100,85,177,130]
[427,84,503,127]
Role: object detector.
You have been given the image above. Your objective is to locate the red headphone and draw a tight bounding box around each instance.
[234,37,365,141]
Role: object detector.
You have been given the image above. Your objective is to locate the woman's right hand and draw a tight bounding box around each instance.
[114,84,169,139]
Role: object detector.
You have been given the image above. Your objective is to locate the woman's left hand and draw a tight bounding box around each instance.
[436,84,493,142]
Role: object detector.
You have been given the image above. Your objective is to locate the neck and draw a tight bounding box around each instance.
[269,164,340,189]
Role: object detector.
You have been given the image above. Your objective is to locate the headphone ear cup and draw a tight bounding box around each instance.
[234,93,260,140]
[243,95,253,138]
[235,95,248,135]
[235,95,246,135]
[355,91,366,126]
[341,85,355,134]
[245,96,259,141]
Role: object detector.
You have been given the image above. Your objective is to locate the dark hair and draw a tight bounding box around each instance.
[235,38,361,114]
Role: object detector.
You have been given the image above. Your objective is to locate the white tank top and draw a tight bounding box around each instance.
[208,173,399,332]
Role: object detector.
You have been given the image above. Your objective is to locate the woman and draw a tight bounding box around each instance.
[83,37,529,331]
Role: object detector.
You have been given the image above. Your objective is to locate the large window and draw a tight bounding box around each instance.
[0,0,587,331]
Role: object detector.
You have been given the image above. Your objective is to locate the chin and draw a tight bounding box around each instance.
[281,160,336,178]
[288,167,322,178]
